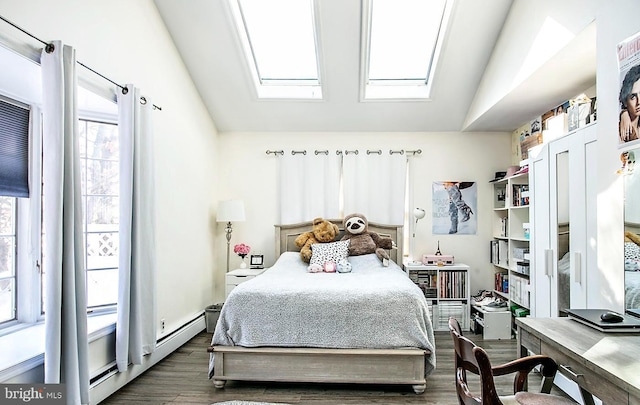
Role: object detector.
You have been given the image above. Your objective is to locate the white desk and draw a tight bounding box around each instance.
[516,317,640,405]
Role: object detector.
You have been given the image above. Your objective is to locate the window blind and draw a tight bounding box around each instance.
[0,98,30,198]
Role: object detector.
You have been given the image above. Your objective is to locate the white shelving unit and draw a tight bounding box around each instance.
[490,166,531,336]
[404,262,470,331]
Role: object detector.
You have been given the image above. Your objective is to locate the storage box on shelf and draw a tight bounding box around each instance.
[404,262,470,331]
[490,164,531,337]
[470,305,512,340]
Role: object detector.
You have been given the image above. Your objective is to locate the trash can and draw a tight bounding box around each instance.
[205,303,223,333]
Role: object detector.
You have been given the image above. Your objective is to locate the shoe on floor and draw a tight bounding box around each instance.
[473,297,496,307]
[472,290,493,302]
[484,299,508,312]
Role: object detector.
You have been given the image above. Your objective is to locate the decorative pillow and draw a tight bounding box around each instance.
[625,241,640,271]
[309,240,350,267]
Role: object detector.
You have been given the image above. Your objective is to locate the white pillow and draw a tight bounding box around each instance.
[310,240,350,267]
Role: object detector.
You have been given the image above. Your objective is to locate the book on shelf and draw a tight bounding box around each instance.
[510,274,529,307]
[512,184,529,207]
[490,240,498,264]
[499,240,509,266]
[494,272,508,293]
[501,217,508,237]
[439,270,467,299]
[490,240,509,267]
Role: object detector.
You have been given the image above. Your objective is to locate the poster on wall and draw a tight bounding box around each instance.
[432,181,477,235]
[617,30,640,148]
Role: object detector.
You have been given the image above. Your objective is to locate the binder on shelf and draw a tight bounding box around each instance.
[512,184,530,207]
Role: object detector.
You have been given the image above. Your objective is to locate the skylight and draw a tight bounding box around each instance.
[229,0,322,99]
[362,0,451,100]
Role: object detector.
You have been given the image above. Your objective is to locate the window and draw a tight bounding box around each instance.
[0,98,30,198]
[0,197,16,324]
[79,119,119,309]
[0,97,119,333]
[229,0,323,99]
[0,40,121,334]
[0,96,32,328]
[361,0,451,100]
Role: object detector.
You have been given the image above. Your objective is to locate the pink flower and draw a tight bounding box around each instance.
[233,243,251,258]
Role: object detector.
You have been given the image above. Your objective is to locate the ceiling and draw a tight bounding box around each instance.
[153,0,595,133]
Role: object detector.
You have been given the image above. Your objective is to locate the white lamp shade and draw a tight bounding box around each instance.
[217,200,246,222]
[413,207,426,220]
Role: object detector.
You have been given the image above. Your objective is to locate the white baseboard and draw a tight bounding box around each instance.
[89,315,205,404]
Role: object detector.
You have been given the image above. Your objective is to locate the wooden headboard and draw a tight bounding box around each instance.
[274,219,404,264]
[626,221,640,237]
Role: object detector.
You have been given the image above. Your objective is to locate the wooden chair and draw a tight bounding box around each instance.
[448,317,577,405]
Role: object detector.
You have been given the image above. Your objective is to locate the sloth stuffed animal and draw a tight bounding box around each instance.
[340,213,393,266]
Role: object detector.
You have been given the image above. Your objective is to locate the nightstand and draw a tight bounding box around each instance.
[225,268,266,298]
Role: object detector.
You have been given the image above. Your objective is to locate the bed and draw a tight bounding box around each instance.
[625,223,640,309]
[207,220,435,394]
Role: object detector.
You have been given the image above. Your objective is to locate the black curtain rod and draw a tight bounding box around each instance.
[0,14,162,111]
[266,149,423,156]
[0,14,48,46]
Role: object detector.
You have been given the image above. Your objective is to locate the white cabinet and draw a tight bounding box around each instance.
[470,306,512,340]
[530,124,598,317]
[404,262,470,331]
[225,268,266,298]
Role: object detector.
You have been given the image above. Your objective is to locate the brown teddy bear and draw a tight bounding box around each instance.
[626,230,640,246]
[294,217,340,263]
[340,213,394,266]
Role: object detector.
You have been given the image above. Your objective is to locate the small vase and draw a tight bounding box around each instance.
[239,257,247,269]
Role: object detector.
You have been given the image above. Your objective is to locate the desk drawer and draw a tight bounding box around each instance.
[541,341,627,405]
[519,328,540,354]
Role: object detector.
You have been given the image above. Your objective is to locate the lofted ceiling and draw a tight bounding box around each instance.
[153,0,596,133]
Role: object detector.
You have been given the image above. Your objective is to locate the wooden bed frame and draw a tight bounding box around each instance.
[207,219,431,394]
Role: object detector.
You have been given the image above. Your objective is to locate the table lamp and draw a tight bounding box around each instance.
[217,199,246,272]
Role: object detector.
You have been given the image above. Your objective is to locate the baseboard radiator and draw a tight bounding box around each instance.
[89,313,205,404]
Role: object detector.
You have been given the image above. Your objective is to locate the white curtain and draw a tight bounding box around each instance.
[343,151,407,224]
[41,41,90,405]
[278,151,342,224]
[116,86,157,372]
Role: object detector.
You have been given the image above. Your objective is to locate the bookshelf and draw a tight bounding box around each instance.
[404,262,470,332]
[490,166,531,336]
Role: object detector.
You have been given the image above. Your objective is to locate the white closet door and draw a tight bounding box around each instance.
[531,124,598,317]
[549,136,570,317]
[531,145,551,318]
[568,125,597,308]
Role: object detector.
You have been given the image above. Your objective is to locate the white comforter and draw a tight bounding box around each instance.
[209,252,436,378]
[626,271,640,310]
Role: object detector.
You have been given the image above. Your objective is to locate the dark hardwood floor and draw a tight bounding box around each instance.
[100,330,571,404]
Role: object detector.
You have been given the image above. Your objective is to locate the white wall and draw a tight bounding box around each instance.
[465,0,598,127]
[0,0,219,337]
[215,131,511,297]
[594,0,640,311]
